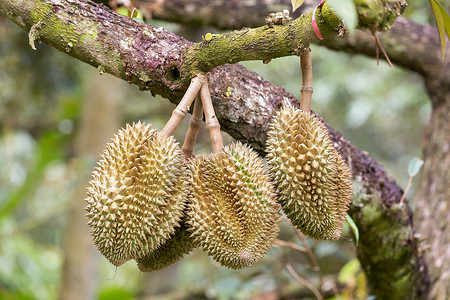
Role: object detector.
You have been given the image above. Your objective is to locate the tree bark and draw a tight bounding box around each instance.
[1,0,442,298]
[415,98,450,300]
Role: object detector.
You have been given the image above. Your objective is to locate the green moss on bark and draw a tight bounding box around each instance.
[351,190,422,299]
[182,2,343,75]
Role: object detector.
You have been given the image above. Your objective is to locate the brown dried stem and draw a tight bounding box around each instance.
[295,229,324,291]
[160,74,206,136]
[372,31,393,67]
[286,263,323,300]
[274,239,307,252]
[181,95,204,158]
[300,50,313,112]
[200,81,223,152]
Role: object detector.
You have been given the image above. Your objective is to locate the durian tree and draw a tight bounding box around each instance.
[1,0,449,299]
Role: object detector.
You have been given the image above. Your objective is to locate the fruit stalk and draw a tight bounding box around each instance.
[160,74,206,136]
[181,95,204,158]
[300,50,313,112]
[200,81,223,152]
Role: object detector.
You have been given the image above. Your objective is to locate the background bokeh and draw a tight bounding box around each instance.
[0,2,434,299]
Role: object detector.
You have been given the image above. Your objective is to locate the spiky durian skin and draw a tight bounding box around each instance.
[324,151,353,240]
[187,142,281,270]
[266,107,352,240]
[85,122,188,266]
[135,222,194,272]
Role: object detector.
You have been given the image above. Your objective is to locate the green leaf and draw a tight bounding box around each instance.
[429,0,450,60]
[408,157,424,177]
[116,7,129,17]
[345,214,359,246]
[291,0,305,12]
[328,0,357,31]
[337,258,360,283]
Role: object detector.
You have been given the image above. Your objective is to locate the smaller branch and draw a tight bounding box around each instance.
[274,239,307,252]
[399,176,413,205]
[160,75,206,136]
[296,229,324,288]
[181,96,203,158]
[286,263,323,300]
[300,50,313,112]
[182,2,342,74]
[200,81,223,152]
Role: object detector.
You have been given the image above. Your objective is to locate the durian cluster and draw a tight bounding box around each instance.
[85,122,281,270]
[85,106,352,272]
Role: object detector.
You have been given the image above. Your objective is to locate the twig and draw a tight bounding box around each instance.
[294,229,341,297]
[181,95,203,158]
[295,228,323,282]
[286,263,323,300]
[274,238,307,252]
[399,176,413,205]
[160,74,206,136]
[372,31,393,67]
[199,81,223,152]
[300,50,313,112]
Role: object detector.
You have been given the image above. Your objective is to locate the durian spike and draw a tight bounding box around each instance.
[200,81,223,152]
[181,95,203,158]
[300,50,313,113]
[160,74,206,137]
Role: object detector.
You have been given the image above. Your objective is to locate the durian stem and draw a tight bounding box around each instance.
[300,50,313,113]
[160,74,207,137]
[200,81,223,152]
[181,95,204,158]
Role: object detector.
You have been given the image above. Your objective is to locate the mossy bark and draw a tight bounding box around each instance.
[182,3,341,74]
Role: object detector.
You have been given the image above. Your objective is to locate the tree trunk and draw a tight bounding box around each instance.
[415,95,450,300]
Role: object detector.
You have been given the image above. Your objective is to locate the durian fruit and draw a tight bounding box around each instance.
[324,150,353,240]
[136,222,194,272]
[266,107,352,240]
[85,122,188,266]
[187,142,281,269]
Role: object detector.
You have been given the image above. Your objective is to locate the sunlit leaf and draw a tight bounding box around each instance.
[408,157,424,177]
[345,214,359,246]
[328,0,357,31]
[338,258,360,283]
[116,7,129,17]
[429,0,450,60]
[291,0,305,12]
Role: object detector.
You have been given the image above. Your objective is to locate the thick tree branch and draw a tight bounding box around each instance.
[135,0,406,32]
[135,0,449,104]
[0,0,430,298]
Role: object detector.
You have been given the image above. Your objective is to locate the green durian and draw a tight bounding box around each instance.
[266,107,352,240]
[135,222,194,272]
[187,142,281,269]
[85,122,188,266]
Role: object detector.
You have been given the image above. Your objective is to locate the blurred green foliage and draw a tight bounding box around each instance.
[0,0,434,297]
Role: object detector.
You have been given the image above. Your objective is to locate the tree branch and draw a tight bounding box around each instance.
[134,0,449,104]
[0,0,430,298]
[181,2,341,74]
